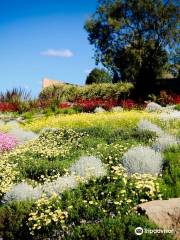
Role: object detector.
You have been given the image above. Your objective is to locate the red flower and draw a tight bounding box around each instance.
[59,102,72,109]
[120,99,137,110]
[0,102,19,112]
[74,98,118,112]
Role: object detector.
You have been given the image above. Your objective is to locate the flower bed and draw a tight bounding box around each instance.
[0,109,179,240]
[74,98,118,112]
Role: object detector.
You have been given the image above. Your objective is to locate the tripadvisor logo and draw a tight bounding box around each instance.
[135,227,175,235]
[135,227,144,235]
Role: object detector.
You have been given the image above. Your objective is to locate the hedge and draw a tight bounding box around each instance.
[39,83,134,103]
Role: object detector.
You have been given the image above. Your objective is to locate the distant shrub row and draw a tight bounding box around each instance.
[39,82,134,103]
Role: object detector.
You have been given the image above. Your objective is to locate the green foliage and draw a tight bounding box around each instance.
[76,127,157,145]
[22,111,35,121]
[159,146,180,198]
[85,0,179,95]
[175,104,180,111]
[39,82,134,104]
[0,200,33,240]
[55,107,81,115]
[0,203,172,240]
[66,215,173,240]
[85,68,112,84]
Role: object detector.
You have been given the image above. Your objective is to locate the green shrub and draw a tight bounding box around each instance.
[22,111,35,121]
[76,127,157,145]
[159,146,180,198]
[55,107,81,115]
[0,201,33,240]
[65,215,173,240]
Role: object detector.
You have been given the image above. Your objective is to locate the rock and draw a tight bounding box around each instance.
[136,198,180,239]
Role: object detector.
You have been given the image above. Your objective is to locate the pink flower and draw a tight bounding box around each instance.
[0,132,18,153]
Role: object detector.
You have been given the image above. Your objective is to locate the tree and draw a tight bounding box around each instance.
[168,48,180,78]
[85,0,179,95]
[85,68,112,84]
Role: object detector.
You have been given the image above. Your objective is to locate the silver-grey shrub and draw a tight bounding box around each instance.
[42,175,78,197]
[111,106,123,112]
[137,119,163,136]
[94,107,106,113]
[152,134,179,152]
[160,110,180,121]
[3,182,42,202]
[70,156,107,179]
[122,146,163,175]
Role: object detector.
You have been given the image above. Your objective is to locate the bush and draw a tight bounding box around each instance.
[42,175,78,197]
[3,182,42,203]
[94,107,106,113]
[137,119,164,136]
[152,134,179,152]
[0,200,33,240]
[111,106,123,112]
[122,146,163,175]
[70,156,107,179]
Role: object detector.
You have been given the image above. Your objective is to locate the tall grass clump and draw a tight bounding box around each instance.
[0,88,32,113]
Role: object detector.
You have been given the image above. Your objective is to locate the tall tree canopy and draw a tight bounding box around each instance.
[85,0,179,95]
[85,68,112,84]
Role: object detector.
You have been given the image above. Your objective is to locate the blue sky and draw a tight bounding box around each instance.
[0,0,98,96]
